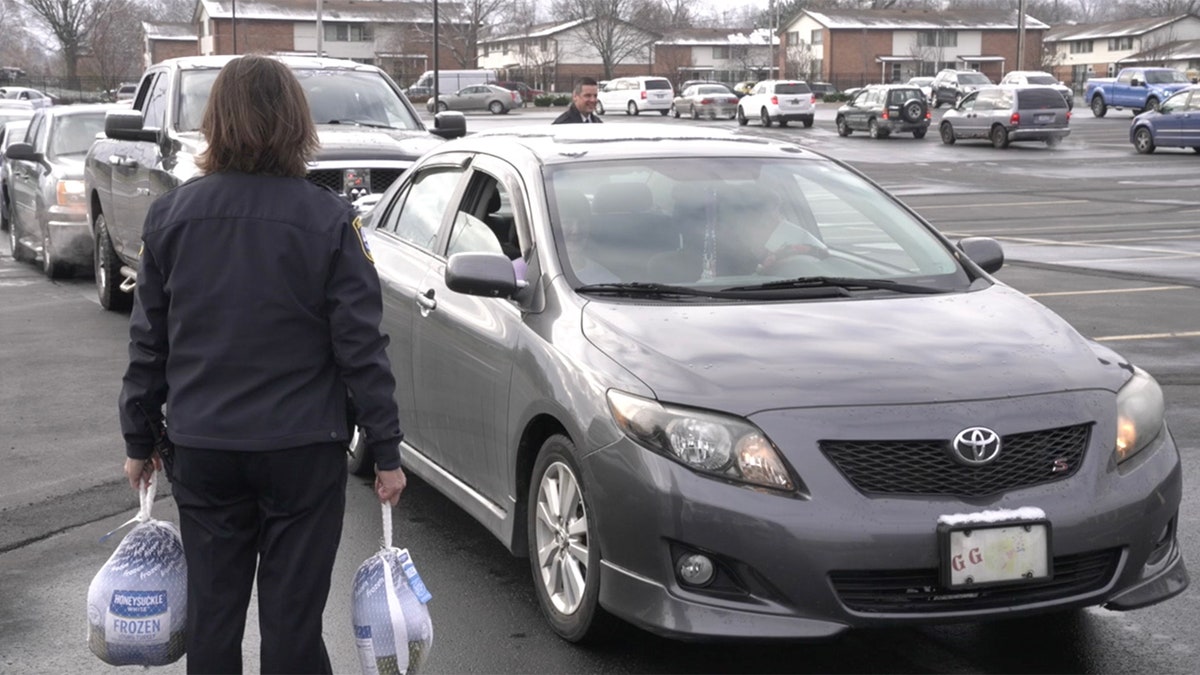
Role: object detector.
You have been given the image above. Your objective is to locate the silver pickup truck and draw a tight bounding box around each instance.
[84,54,466,310]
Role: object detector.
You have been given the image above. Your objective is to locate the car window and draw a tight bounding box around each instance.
[1016,88,1066,109]
[1188,92,1200,111]
[23,112,44,145]
[380,167,464,252]
[447,173,516,260]
[959,92,980,110]
[698,85,729,95]
[972,90,1000,111]
[142,72,171,130]
[888,89,921,104]
[644,79,672,90]
[1117,70,1136,85]
[48,112,106,158]
[775,83,811,95]
[1146,70,1188,84]
[1024,74,1057,85]
[960,73,990,85]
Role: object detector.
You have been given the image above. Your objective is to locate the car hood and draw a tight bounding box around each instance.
[581,285,1120,415]
[174,126,441,163]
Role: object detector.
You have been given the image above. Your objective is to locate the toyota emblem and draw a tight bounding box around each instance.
[951,427,1002,466]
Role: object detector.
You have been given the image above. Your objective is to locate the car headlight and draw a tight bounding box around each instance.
[1115,366,1165,464]
[607,390,795,491]
[56,179,85,206]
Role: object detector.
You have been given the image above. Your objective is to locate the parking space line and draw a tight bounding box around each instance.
[990,236,1200,259]
[1027,286,1189,298]
[916,199,1084,210]
[1095,331,1200,342]
[940,219,1200,235]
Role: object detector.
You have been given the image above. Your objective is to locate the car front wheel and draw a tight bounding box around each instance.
[528,434,607,642]
[836,116,852,136]
[940,122,956,145]
[627,101,638,116]
[760,108,772,127]
[41,225,73,279]
[1133,127,1157,154]
[94,212,131,311]
[737,107,748,126]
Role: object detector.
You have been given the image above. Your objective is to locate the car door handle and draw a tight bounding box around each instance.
[416,288,437,315]
[109,155,137,167]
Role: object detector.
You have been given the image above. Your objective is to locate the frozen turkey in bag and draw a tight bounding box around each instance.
[352,503,433,675]
[87,473,187,666]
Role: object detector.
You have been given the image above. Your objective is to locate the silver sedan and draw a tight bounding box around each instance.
[671,83,739,120]
[426,84,518,115]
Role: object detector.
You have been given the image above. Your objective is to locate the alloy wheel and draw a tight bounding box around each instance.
[533,460,590,615]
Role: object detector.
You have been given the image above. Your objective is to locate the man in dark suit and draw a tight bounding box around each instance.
[552,77,602,124]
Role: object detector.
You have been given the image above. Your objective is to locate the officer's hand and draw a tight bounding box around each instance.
[376,467,407,506]
[124,453,162,491]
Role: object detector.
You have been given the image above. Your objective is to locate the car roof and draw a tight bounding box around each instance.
[448,123,823,167]
[40,102,128,117]
[158,54,384,73]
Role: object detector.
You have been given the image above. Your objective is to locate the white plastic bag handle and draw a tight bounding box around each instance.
[381,501,392,550]
[100,472,157,542]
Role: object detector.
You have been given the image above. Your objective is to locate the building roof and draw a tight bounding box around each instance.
[1118,38,1200,63]
[1044,14,1192,42]
[196,0,440,23]
[802,9,1048,31]
[143,21,197,41]
[482,18,591,43]
[657,27,776,46]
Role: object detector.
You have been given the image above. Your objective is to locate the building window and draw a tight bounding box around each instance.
[787,31,801,48]
[917,30,957,48]
[1070,40,1094,54]
[713,46,730,59]
[811,29,823,45]
[1107,37,1133,51]
[324,23,374,43]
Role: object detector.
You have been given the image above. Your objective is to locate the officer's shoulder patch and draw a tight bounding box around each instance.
[351,216,374,264]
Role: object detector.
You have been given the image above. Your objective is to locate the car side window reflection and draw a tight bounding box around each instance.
[381,168,463,253]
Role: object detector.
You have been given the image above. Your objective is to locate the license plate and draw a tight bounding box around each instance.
[789,98,800,104]
[939,521,1051,589]
[1035,113,1054,123]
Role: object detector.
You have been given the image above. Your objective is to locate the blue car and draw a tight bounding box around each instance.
[1130,84,1200,153]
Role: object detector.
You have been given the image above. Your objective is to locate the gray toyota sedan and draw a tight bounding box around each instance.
[351,124,1187,642]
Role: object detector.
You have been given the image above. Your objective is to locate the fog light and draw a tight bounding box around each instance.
[676,553,715,587]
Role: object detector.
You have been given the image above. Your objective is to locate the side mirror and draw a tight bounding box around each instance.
[4,141,40,163]
[431,111,467,140]
[104,109,158,143]
[1131,78,1143,87]
[445,251,519,298]
[957,236,1004,274]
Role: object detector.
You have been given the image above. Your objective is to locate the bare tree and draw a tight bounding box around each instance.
[784,43,816,80]
[16,0,126,85]
[86,0,144,91]
[552,0,661,79]
[414,0,509,69]
[1111,0,1200,19]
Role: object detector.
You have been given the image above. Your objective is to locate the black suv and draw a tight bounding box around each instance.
[835,84,930,139]
[932,69,993,108]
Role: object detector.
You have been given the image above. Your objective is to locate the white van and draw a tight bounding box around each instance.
[597,76,674,116]
[407,69,497,98]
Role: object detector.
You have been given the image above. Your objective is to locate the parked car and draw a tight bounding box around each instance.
[906,76,935,101]
[732,80,756,98]
[0,86,52,108]
[737,79,816,128]
[85,54,467,310]
[940,85,1071,148]
[1129,84,1200,154]
[348,121,1186,643]
[427,83,519,114]
[1,118,30,232]
[113,82,137,101]
[999,70,1074,110]
[597,76,674,116]
[835,84,930,139]
[931,69,993,108]
[7,104,123,277]
[1086,67,1192,117]
[808,81,837,99]
[495,81,544,106]
[671,83,738,120]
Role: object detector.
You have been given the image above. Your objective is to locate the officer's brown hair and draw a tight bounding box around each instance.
[196,55,318,178]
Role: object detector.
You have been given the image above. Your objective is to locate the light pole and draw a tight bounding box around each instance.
[317,0,324,57]
[433,0,440,102]
[232,0,238,54]
[1017,0,1027,71]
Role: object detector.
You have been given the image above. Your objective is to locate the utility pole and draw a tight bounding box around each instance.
[232,0,238,54]
[433,0,440,102]
[1017,0,1027,71]
[317,0,324,57]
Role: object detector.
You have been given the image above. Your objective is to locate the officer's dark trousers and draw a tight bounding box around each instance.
[170,442,347,675]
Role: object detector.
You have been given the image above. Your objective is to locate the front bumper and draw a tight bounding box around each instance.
[44,205,92,266]
[584,391,1186,640]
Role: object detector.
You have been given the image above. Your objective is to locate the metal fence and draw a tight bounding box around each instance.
[0,75,140,103]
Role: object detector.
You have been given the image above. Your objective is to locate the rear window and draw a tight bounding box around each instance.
[1016,88,1068,109]
[1024,74,1057,85]
[644,79,672,90]
[887,89,922,103]
[775,83,812,95]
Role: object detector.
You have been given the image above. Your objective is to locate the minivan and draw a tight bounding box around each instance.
[597,76,674,116]
[940,85,1071,148]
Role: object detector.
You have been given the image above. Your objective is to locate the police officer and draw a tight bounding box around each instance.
[119,55,404,674]
[553,77,603,124]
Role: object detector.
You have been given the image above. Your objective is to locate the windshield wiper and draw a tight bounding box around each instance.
[322,119,398,130]
[575,282,724,298]
[723,276,949,294]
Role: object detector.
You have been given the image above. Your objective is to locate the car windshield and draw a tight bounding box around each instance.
[775,83,812,94]
[1024,74,1057,85]
[960,73,991,84]
[546,157,970,296]
[49,112,107,158]
[177,68,421,132]
[1145,70,1189,84]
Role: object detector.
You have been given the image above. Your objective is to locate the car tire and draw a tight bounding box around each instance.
[1090,96,1107,118]
[779,119,789,127]
[489,101,505,115]
[346,426,375,477]
[627,101,638,116]
[690,105,699,120]
[836,116,852,136]
[671,104,679,118]
[991,125,1010,149]
[802,116,813,128]
[940,122,956,145]
[760,108,772,128]
[94,212,131,311]
[1144,97,1160,114]
[737,107,748,126]
[868,118,882,139]
[596,101,605,115]
[659,109,669,116]
[913,128,927,139]
[900,98,925,123]
[527,434,608,643]
[8,201,33,262]
[436,101,448,113]
[1133,127,1156,154]
[41,226,73,279]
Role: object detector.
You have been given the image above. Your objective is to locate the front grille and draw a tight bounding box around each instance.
[821,424,1091,497]
[305,168,405,197]
[830,548,1120,613]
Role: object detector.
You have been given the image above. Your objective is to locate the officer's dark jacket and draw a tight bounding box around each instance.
[118,172,404,470]
[552,104,602,124]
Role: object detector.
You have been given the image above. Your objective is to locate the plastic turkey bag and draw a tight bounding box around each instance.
[86,472,187,666]
[351,502,433,675]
